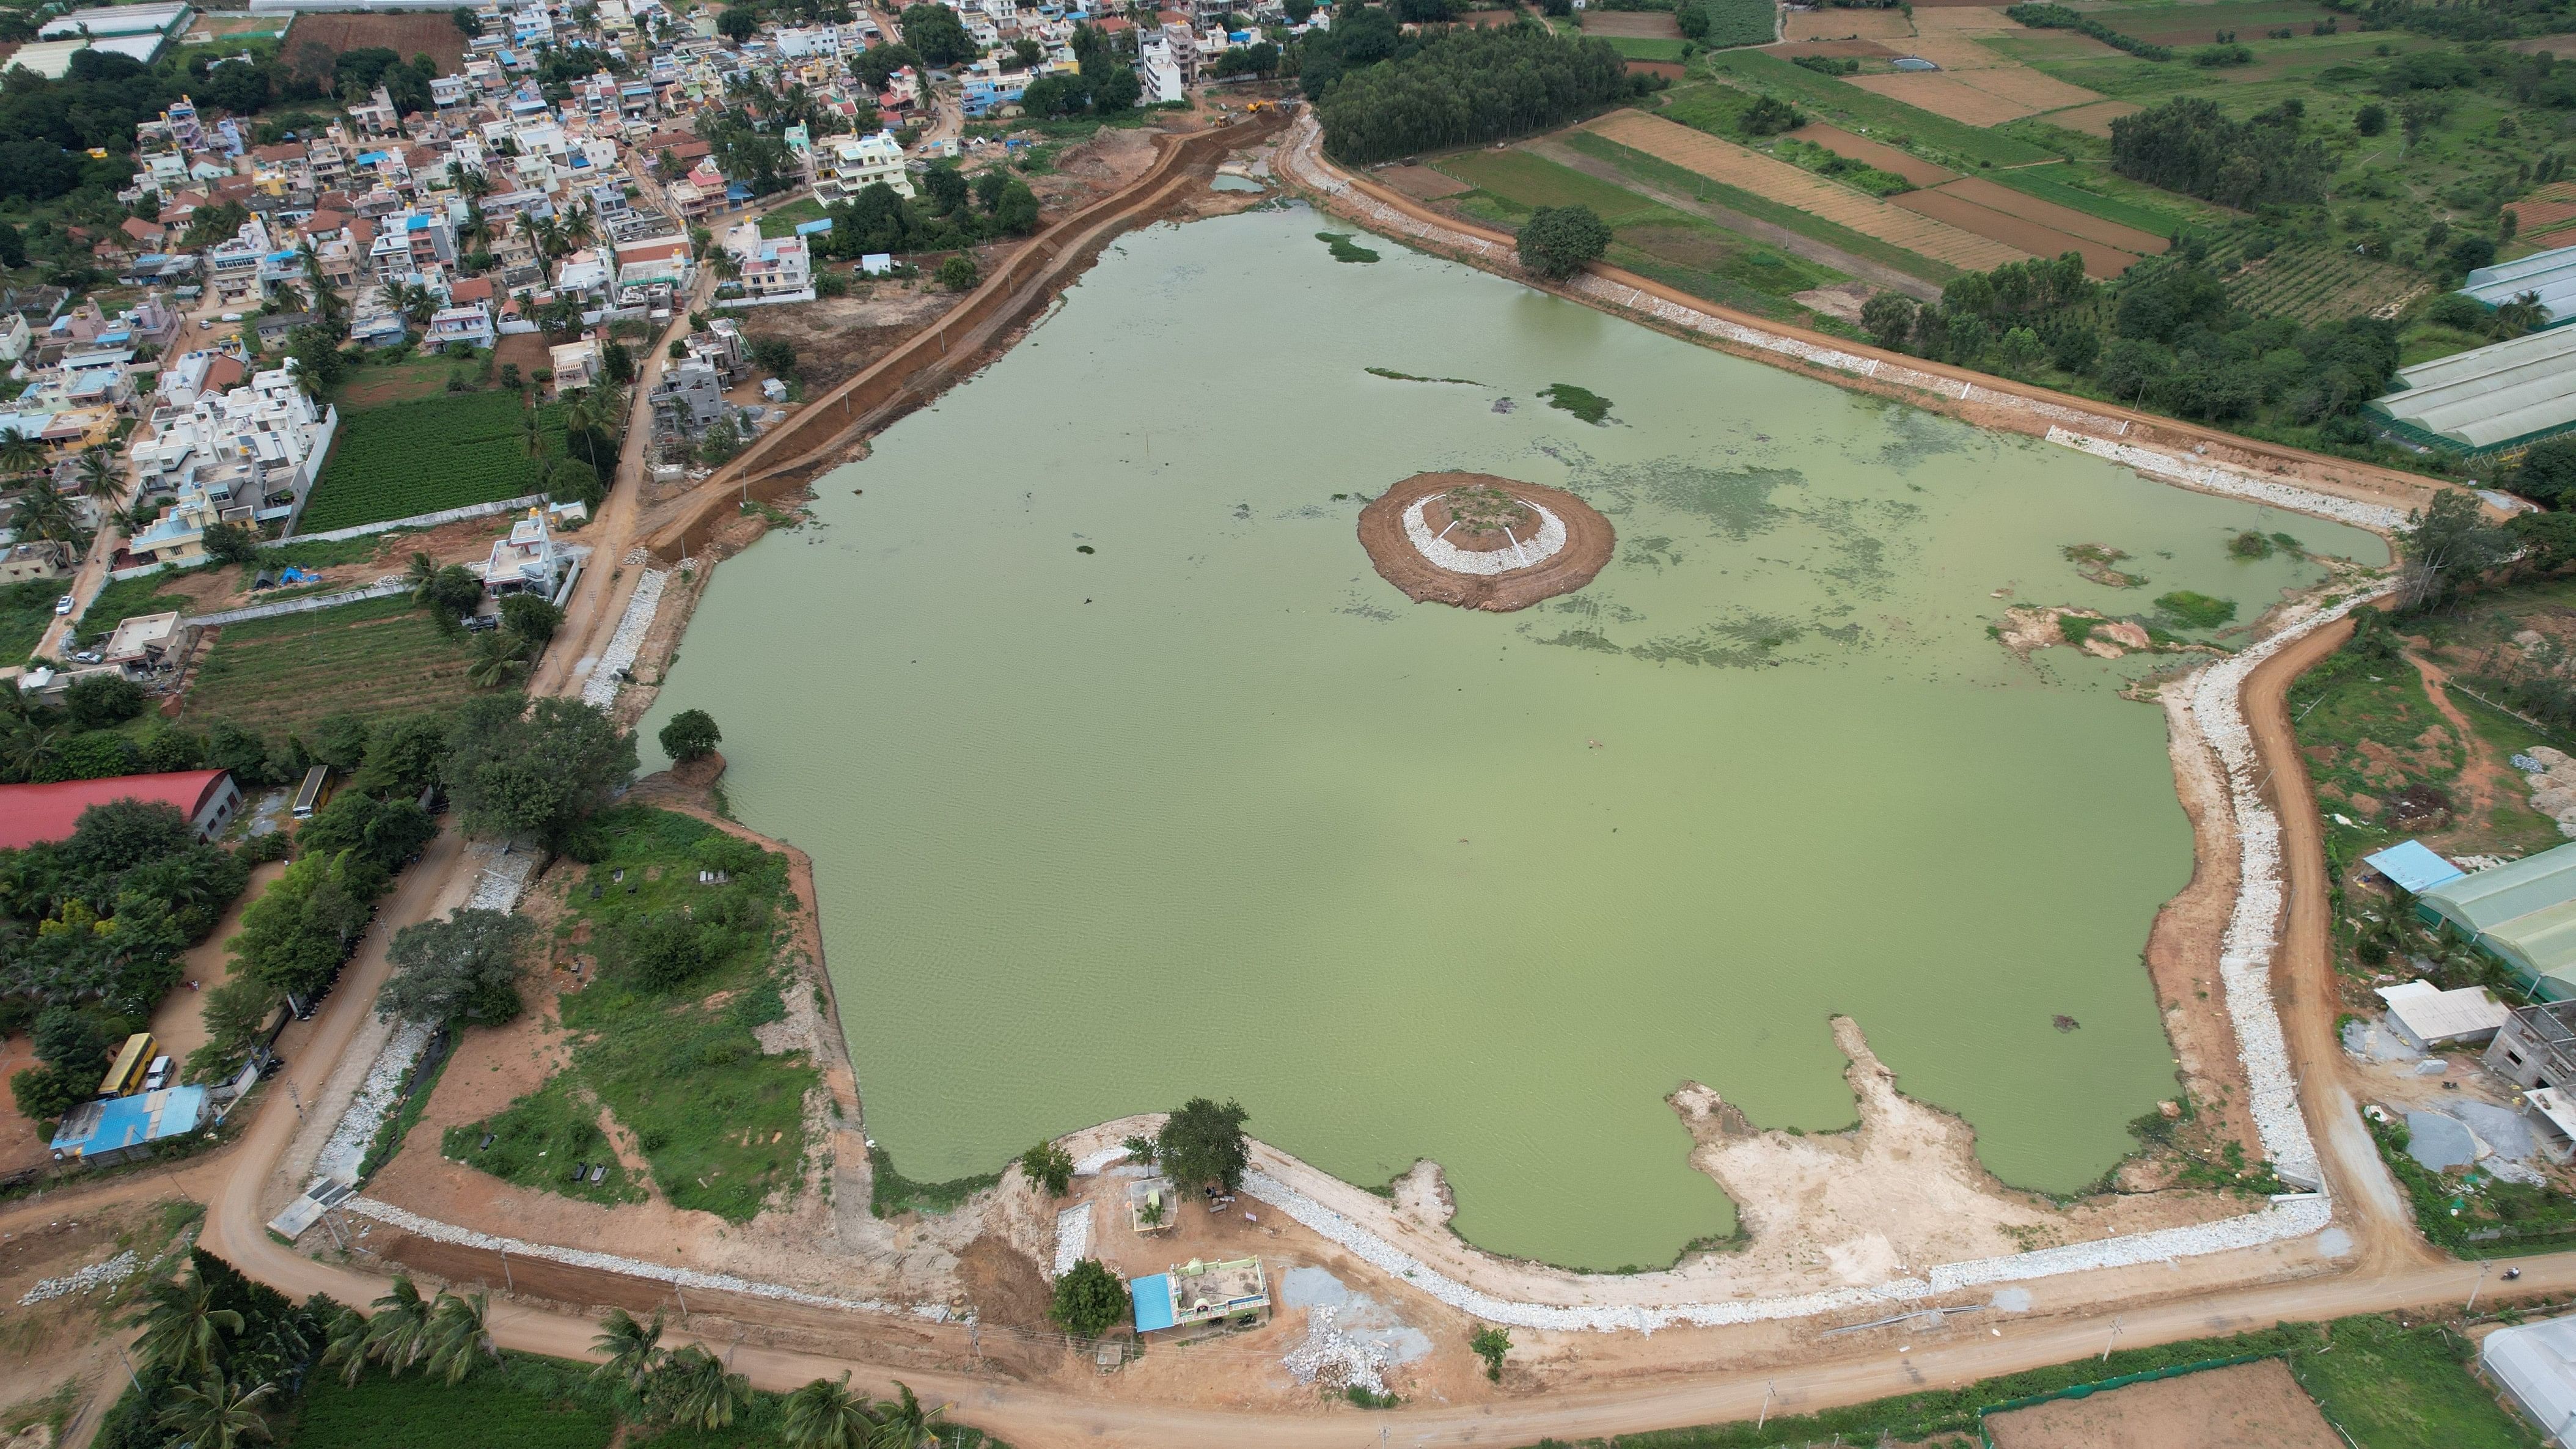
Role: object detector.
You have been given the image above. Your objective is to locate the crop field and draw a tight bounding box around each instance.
[1429,149,1862,319]
[1605,35,1690,61]
[1846,72,2053,125]
[184,594,479,735]
[280,10,471,71]
[1787,123,1960,186]
[2215,239,2429,325]
[1692,0,1777,48]
[280,1362,616,1449]
[1891,185,2139,276]
[1581,10,1680,38]
[1582,110,2033,270]
[1784,7,1912,40]
[2107,0,2341,46]
[1701,51,2060,166]
[300,391,566,534]
[2036,97,2143,136]
[336,351,492,409]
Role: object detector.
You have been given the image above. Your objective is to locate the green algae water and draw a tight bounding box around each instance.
[640,205,2384,1269]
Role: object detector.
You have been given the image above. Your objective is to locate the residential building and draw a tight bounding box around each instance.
[480,506,565,596]
[427,300,497,350]
[812,129,914,204]
[648,359,727,438]
[739,234,810,299]
[131,361,337,532]
[0,540,73,583]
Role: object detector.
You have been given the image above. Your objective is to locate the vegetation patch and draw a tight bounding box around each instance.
[443,1073,648,1207]
[869,1143,1003,1217]
[186,594,479,738]
[2063,543,2149,587]
[1366,367,1486,384]
[1774,137,1914,197]
[1700,50,2057,168]
[1316,230,1382,263]
[301,391,568,534]
[75,568,200,633]
[2154,590,2239,629]
[1539,383,1615,424]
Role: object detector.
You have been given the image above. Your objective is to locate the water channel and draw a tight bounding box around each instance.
[640,202,2385,1269]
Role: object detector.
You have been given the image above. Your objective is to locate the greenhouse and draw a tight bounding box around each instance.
[2461,244,2576,328]
[2416,843,2576,999]
[2367,323,2576,460]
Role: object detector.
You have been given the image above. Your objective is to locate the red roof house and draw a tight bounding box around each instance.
[0,770,243,850]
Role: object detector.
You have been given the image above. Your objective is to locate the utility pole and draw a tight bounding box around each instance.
[2469,1260,2493,1315]
[2101,1316,2124,1362]
[1758,1379,1775,1431]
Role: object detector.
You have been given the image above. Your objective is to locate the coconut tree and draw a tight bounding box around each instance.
[320,1305,373,1387]
[654,1344,746,1431]
[156,1373,276,1449]
[423,1290,497,1385]
[75,447,122,515]
[868,1382,944,1449]
[365,1276,434,1376]
[784,1372,879,1449]
[3,722,63,780]
[591,1308,666,1393]
[10,478,80,545]
[466,629,533,689]
[0,425,45,477]
[522,404,547,461]
[559,202,595,250]
[403,551,444,604]
[128,1269,244,1377]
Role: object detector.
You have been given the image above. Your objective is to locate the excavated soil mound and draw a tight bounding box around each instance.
[1357,471,1613,612]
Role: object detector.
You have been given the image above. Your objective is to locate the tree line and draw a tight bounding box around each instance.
[1313,23,1646,165]
[2108,97,2329,209]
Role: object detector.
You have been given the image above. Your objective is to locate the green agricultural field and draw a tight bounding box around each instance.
[1560,128,1961,285]
[446,807,818,1223]
[299,391,567,534]
[279,1362,616,1449]
[1983,163,2208,239]
[2212,237,2426,325]
[185,593,480,736]
[1700,50,2059,167]
[1431,147,1860,320]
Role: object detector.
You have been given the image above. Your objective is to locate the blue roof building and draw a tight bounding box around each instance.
[2366,839,2468,895]
[51,1085,208,1167]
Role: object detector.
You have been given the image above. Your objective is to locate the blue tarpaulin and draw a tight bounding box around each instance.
[1129,1274,1175,1332]
[2366,839,2467,894]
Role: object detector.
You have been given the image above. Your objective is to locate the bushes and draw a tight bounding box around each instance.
[2109,97,2328,208]
[1316,26,1634,165]
[1517,205,1613,279]
[2006,2,2173,61]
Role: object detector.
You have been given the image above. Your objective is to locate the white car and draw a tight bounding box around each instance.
[53,594,73,615]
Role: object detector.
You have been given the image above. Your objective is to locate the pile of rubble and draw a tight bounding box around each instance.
[1281,1305,1390,1397]
[19,1249,139,1307]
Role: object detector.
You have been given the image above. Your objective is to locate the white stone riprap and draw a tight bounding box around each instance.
[1403,497,1567,574]
[581,568,668,709]
[468,849,538,913]
[336,1195,952,1321]
[18,1249,140,1306]
[1050,1203,1092,1280]
[314,1019,435,1186]
[2046,430,2411,532]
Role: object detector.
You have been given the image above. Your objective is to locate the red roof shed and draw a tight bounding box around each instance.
[0,770,238,851]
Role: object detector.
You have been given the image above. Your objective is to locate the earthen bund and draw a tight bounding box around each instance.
[1358,471,1613,611]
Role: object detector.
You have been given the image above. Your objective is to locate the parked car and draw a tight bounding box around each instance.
[72,650,101,664]
[53,594,73,615]
[142,1055,173,1092]
[460,613,500,633]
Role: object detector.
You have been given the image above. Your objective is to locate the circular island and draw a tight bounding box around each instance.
[1357,471,1615,612]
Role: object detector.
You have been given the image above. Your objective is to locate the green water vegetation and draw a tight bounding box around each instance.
[1539,383,1616,424]
[870,1143,1002,1217]
[442,807,816,1222]
[1366,367,1488,384]
[2154,590,2239,629]
[1316,230,1382,263]
[1515,1312,2539,1449]
[2063,542,2149,587]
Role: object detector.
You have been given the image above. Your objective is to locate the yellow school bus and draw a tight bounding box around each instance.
[100,1032,156,1098]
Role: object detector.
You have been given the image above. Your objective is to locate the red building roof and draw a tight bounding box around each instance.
[0,771,231,851]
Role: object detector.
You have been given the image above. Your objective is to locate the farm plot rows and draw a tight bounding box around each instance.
[1703,51,2059,166]
[1580,10,1680,38]
[1933,175,2167,254]
[1583,110,2034,270]
[1783,6,1912,40]
[281,10,471,70]
[299,391,566,534]
[1785,123,1961,186]
[2219,241,2426,323]
[2038,98,2143,137]
[185,594,480,735]
[1892,186,2140,276]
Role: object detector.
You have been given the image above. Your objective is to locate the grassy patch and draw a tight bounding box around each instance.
[261,534,399,572]
[1539,383,1615,424]
[1563,129,1960,284]
[301,391,565,534]
[1604,35,1690,61]
[1437,147,1671,223]
[76,567,202,633]
[2286,634,2462,818]
[2294,1313,2544,1448]
[443,1073,648,1207]
[869,1143,1002,1218]
[458,807,816,1223]
[334,349,494,409]
[1984,163,2203,238]
[757,196,829,238]
[2154,590,2238,629]
[0,578,63,662]
[1698,50,2059,168]
[185,593,479,738]
[277,1357,618,1449]
[1316,230,1382,263]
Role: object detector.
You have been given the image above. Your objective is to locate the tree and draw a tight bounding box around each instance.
[1469,1326,1510,1381]
[427,564,484,623]
[1021,1139,1074,1196]
[1859,292,1915,350]
[156,1374,275,1449]
[2511,510,2576,574]
[2515,438,2576,507]
[1516,205,1610,281]
[2396,488,2511,612]
[2355,101,2388,135]
[750,336,798,378]
[549,457,604,511]
[297,791,435,873]
[130,1268,246,1377]
[659,708,721,763]
[898,3,977,65]
[1046,1258,1129,1338]
[784,1373,879,1449]
[365,1277,434,1376]
[592,1309,666,1392]
[1158,1096,1249,1191]
[422,1291,496,1384]
[442,697,635,846]
[464,629,535,689]
[202,520,263,567]
[65,673,145,730]
[381,908,532,1025]
[1997,325,2044,378]
[499,593,562,647]
[868,1382,945,1449]
[654,1344,746,1431]
[935,254,978,292]
[1741,95,1801,136]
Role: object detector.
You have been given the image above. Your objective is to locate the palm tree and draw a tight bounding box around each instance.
[466,629,534,689]
[559,203,595,250]
[11,478,81,545]
[364,1276,434,1376]
[75,447,122,513]
[266,280,308,315]
[655,1345,746,1431]
[0,425,45,476]
[516,210,546,263]
[403,551,443,604]
[320,1305,372,1387]
[129,1270,245,1377]
[422,1291,496,1385]
[591,1308,666,1393]
[868,1382,944,1449]
[523,405,547,460]
[4,723,63,780]
[2493,288,2548,339]
[784,1373,878,1449]
[156,1374,275,1449]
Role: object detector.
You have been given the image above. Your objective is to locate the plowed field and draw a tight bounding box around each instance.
[1777,39,1898,57]
[1893,188,2138,277]
[1784,7,1913,39]
[281,11,470,71]
[1933,175,2166,254]
[1953,65,2106,111]
[2042,99,2143,138]
[1787,123,1959,186]
[1846,73,2039,125]
[1898,34,2011,68]
[1584,110,2031,270]
[1582,10,1682,37]
[1984,1360,2342,1449]
[1910,5,2017,28]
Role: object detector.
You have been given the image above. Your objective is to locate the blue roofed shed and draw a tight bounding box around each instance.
[2366,840,2467,894]
[50,1085,207,1167]
[1129,1273,1176,1332]
[1128,1257,1268,1335]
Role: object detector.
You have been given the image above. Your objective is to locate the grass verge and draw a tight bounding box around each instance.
[869,1144,1002,1218]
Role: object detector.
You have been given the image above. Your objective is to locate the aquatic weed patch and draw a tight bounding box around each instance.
[1539,383,1615,424]
[2156,590,2239,629]
[1366,366,1485,384]
[1316,231,1381,263]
